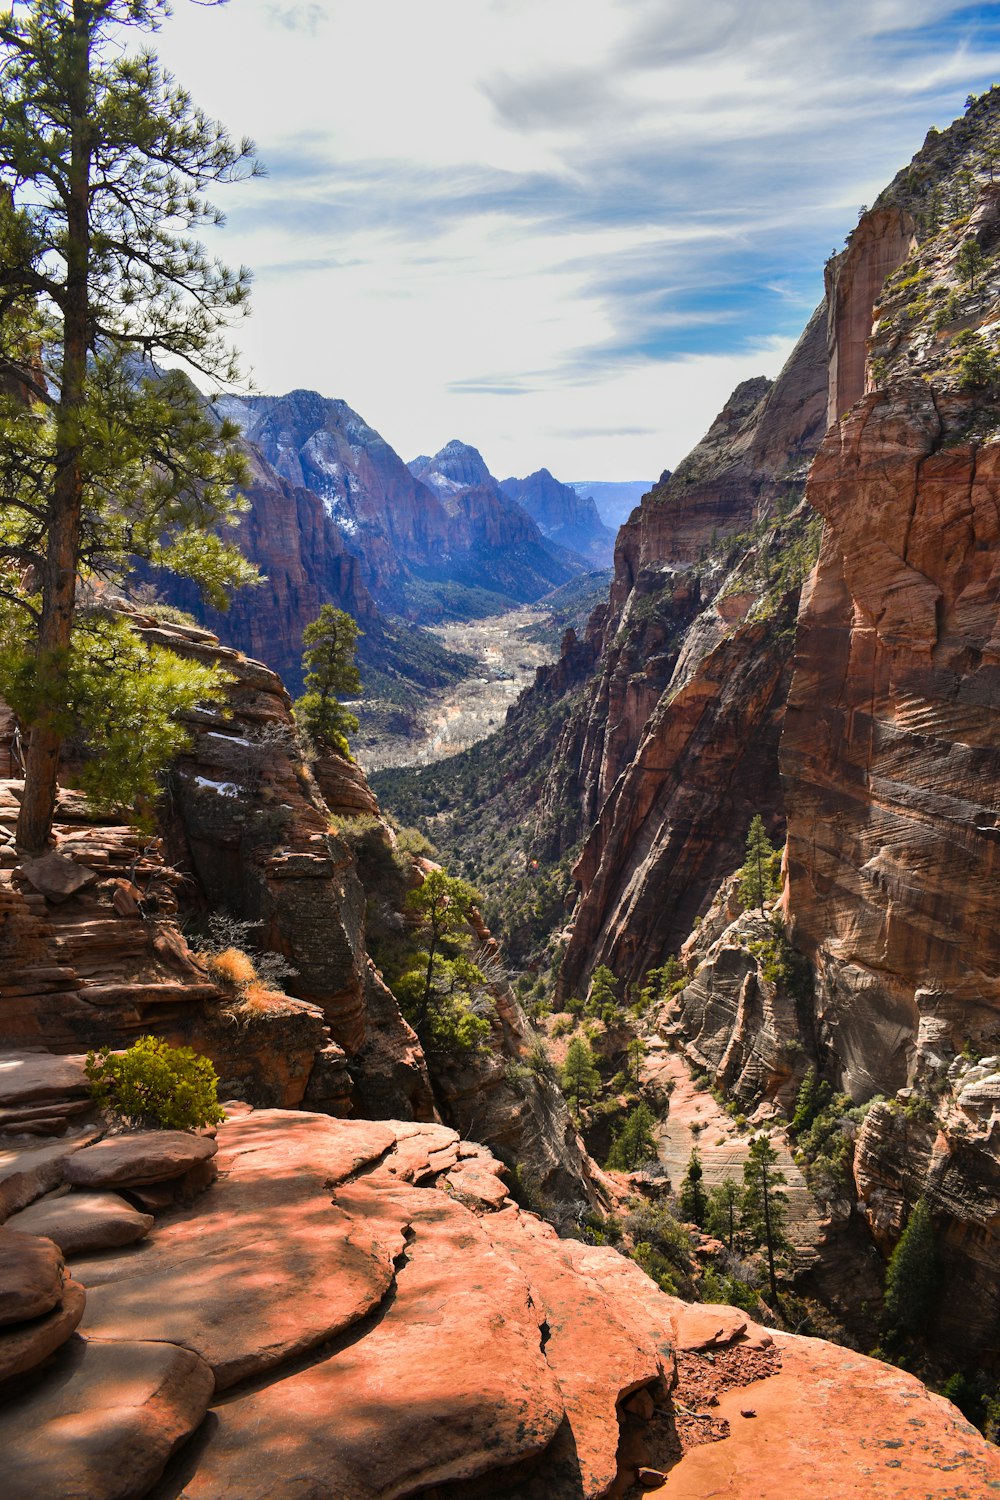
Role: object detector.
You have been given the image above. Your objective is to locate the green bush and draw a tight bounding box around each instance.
[86,1035,225,1130]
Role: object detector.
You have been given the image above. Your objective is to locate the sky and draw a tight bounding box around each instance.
[148,0,1000,482]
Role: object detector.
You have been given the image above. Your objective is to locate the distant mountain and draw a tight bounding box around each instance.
[500,468,615,565]
[568,479,656,530]
[408,441,589,604]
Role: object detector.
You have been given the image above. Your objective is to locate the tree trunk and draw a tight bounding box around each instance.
[16,3,91,852]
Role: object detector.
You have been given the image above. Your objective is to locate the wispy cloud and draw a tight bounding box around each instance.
[152,0,1000,479]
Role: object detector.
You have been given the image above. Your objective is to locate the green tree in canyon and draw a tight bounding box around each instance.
[883,1195,937,1339]
[741,1134,790,1304]
[0,0,260,850]
[561,1034,601,1113]
[739,814,780,915]
[606,1100,657,1171]
[677,1145,707,1227]
[396,868,491,1055]
[295,605,362,756]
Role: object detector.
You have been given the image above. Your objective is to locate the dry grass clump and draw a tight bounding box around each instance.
[204,946,258,988]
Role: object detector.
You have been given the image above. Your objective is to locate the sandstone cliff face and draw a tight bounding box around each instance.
[163,439,378,695]
[554,304,829,999]
[778,98,1000,1362]
[221,390,453,600]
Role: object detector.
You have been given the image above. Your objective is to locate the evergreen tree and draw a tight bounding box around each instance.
[738,814,778,916]
[706,1178,741,1250]
[624,1034,646,1088]
[741,1134,790,1303]
[0,0,260,850]
[883,1196,937,1337]
[587,963,619,1016]
[606,1100,657,1171]
[677,1145,707,1228]
[394,869,491,1056]
[957,236,986,291]
[295,605,362,756]
[561,1035,601,1113]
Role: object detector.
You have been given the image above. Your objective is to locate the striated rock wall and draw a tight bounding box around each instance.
[555,306,829,1000]
[781,383,1000,1098]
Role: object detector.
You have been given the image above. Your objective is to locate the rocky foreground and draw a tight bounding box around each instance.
[1,1057,996,1499]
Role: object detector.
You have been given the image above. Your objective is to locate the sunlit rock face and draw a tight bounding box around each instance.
[4,1107,997,1500]
[558,305,829,998]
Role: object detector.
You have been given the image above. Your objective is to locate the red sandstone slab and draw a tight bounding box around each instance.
[486,1206,663,1498]
[63,1132,217,1188]
[182,1183,565,1500]
[0,1337,214,1500]
[0,1050,90,1106]
[0,1277,85,1380]
[659,1331,1000,1499]
[6,1191,153,1254]
[0,1228,65,1325]
[78,1113,400,1388]
[0,1129,102,1218]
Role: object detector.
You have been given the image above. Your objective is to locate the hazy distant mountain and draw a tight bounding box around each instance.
[500,468,615,565]
[568,479,656,530]
[409,442,589,602]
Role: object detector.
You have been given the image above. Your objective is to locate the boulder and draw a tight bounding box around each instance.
[0,1337,214,1500]
[5,1192,153,1255]
[0,1277,85,1381]
[0,1229,65,1325]
[662,1331,1000,1499]
[484,1206,665,1499]
[0,1129,102,1219]
[18,850,99,901]
[63,1131,217,1189]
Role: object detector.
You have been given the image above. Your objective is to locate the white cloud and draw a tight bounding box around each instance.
[148,1,1000,479]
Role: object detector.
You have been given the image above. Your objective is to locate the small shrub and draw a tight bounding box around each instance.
[86,1035,225,1130]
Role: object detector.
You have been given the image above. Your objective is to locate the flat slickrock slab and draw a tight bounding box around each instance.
[660,1331,1000,1499]
[0,1277,85,1380]
[0,1051,90,1106]
[0,1228,65,1324]
[6,1191,153,1255]
[64,1132,217,1188]
[0,1129,102,1218]
[485,1207,663,1500]
[0,1336,215,1500]
[78,1112,399,1389]
[180,1181,565,1500]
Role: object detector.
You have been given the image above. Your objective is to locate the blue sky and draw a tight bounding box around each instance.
[152,0,1000,480]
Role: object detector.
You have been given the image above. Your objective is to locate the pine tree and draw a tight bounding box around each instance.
[706,1178,741,1250]
[0,0,261,850]
[587,963,619,1016]
[738,814,778,916]
[741,1134,790,1303]
[883,1196,937,1337]
[957,236,986,291]
[606,1100,657,1171]
[561,1035,601,1113]
[677,1145,707,1227]
[295,605,362,756]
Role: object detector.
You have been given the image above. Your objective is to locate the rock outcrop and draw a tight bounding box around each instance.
[2,1102,995,1499]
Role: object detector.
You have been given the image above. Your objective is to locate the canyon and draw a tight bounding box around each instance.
[4,79,1000,1500]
